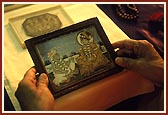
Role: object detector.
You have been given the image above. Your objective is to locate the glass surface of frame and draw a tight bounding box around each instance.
[25,17,122,98]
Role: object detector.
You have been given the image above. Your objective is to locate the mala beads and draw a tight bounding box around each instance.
[116,4,139,20]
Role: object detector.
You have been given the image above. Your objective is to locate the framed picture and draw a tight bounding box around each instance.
[25,17,123,98]
[9,5,73,49]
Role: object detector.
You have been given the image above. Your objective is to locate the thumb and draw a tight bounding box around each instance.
[37,73,49,88]
[115,57,138,70]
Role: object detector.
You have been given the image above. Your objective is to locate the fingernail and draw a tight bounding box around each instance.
[38,73,48,86]
[115,57,122,64]
[39,73,47,80]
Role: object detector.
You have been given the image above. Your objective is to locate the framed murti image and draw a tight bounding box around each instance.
[25,17,123,98]
[8,5,73,49]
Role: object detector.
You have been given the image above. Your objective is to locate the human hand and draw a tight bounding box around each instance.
[15,67,55,111]
[112,39,164,87]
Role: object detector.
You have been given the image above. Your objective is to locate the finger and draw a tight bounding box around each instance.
[112,39,138,50]
[115,57,138,70]
[116,49,133,57]
[24,67,37,80]
[37,73,49,89]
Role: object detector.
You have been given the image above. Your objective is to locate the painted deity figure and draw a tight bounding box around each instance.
[48,49,78,86]
[76,31,110,76]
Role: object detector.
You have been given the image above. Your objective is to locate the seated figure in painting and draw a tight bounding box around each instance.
[76,31,110,76]
[48,49,78,86]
